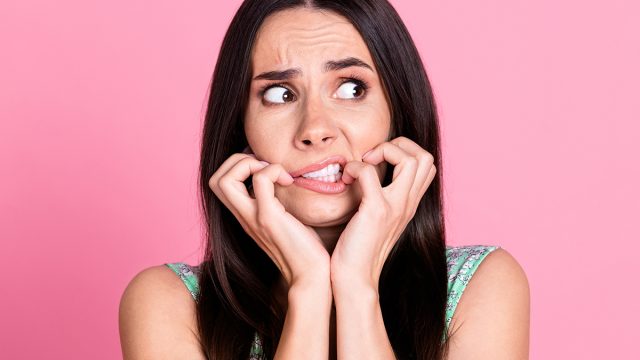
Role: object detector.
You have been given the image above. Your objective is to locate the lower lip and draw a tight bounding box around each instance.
[292,175,347,194]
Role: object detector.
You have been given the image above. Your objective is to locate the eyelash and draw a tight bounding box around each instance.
[258,73,371,105]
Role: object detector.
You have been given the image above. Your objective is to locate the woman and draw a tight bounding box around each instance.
[119,1,530,359]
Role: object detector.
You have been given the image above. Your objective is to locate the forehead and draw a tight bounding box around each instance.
[251,8,374,73]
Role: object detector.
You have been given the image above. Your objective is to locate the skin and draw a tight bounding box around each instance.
[244,7,391,255]
[244,8,438,359]
[119,7,529,360]
[244,9,396,357]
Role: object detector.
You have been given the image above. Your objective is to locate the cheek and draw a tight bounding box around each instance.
[244,113,295,157]
[244,123,280,157]
[361,111,391,143]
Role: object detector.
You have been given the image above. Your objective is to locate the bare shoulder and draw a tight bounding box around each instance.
[447,248,530,360]
[118,265,206,360]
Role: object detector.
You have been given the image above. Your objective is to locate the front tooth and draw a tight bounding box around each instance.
[302,163,341,178]
[304,168,322,177]
[305,165,327,177]
[323,164,337,175]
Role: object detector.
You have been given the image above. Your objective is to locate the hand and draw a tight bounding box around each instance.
[329,136,437,292]
[208,148,331,289]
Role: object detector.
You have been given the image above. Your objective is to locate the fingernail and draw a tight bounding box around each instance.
[259,161,269,166]
[362,149,373,159]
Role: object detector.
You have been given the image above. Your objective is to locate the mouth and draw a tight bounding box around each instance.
[289,155,348,179]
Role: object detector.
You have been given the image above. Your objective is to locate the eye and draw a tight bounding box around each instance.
[262,85,295,104]
[335,79,368,100]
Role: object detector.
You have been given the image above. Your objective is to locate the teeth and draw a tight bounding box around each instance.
[302,163,341,178]
[305,172,342,183]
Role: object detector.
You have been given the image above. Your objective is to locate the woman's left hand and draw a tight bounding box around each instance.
[330,136,437,293]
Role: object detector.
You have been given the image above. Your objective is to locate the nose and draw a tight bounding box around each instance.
[294,98,338,150]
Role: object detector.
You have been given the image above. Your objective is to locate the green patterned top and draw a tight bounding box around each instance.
[166,244,499,358]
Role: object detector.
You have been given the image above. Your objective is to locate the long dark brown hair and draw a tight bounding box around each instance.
[196,0,449,358]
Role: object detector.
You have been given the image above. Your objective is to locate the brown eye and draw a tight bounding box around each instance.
[263,85,295,104]
[336,80,366,99]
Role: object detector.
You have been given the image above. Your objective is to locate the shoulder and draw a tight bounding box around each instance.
[118,264,206,359]
[447,247,530,359]
[444,245,501,323]
[445,244,500,282]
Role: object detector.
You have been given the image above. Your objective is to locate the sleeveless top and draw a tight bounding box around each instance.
[165,244,499,359]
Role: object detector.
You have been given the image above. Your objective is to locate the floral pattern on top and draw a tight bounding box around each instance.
[165,263,263,358]
[443,244,500,342]
[166,244,499,358]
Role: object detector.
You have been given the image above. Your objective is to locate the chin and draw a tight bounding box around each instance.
[296,208,356,227]
[279,189,359,227]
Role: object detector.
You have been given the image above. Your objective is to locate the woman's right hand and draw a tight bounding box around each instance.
[208,150,331,289]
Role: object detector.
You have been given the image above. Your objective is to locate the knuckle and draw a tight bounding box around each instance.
[238,155,257,167]
[405,157,418,169]
[421,151,435,164]
[208,175,218,190]
[235,152,252,160]
[392,136,408,144]
[252,171,268,185]
[217,177,232,193]
[225,153,245,165]
[363,163,377,172]
[415,153,428,163]
[404,204,417,220]
[229,153,242,161]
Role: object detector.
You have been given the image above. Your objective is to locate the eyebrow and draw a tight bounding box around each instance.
[252,57,374,81]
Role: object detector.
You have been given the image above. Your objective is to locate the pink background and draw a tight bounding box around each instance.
[1,0,638,358]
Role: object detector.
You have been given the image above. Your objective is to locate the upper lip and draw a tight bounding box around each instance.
[289,155,348,178]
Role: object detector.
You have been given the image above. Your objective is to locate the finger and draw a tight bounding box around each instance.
[209,154,256,214]
[362,141,417,195]
[252,163,294,215]
[389,136,435,175]
[250,164,297,275]
[217,157,271,217]
[388,136,427,158]
[209,153,255,192]
[212,155,286,272]
[342,161,385,206]
[420,164,437,195]
[388,137,436,197]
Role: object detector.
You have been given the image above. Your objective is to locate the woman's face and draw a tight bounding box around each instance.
[245,8,391,227]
